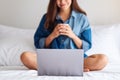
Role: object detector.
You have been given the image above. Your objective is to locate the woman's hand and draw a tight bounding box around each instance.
[48,24,82,49]
[50,24,75,38]
[58,24,82,49]
[50,24,61,38]
[58,24,76,39]
[45,24,61,47]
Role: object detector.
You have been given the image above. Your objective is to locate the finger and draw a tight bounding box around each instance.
[58,24,64,27]
[59,32,67,36]
[59,29,68,33]
[59,31,68,36]
[56,24,62,29]
[58,24,70,32]
[63,25,71,30]
[64,24,69,27]
[57,26,63,31]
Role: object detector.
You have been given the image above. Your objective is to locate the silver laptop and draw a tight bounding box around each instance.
[36,49,84,76]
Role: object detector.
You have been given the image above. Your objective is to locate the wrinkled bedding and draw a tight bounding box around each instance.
[0,63,120,80]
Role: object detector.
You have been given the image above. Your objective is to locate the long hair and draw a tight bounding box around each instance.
[44,0,86,29]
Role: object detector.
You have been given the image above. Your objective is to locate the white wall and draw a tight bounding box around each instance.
[80,0,120,25]
[0,0,48,28]
[0,0,120,28]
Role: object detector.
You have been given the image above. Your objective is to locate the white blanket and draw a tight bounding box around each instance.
[0,63,120,80]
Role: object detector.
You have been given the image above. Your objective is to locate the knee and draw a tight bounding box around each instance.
[95,54,108,70]
[20,51,31,62]
[97,54,108,64]
[85,54,108,71]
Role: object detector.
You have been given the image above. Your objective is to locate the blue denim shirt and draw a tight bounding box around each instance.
[34,10,92,58]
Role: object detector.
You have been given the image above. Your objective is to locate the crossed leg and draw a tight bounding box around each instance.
[20,52,37,70]
[20,52,108,72]
[84,54,108,71]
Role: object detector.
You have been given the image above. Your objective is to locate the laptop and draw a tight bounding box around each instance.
[36,49,84,76]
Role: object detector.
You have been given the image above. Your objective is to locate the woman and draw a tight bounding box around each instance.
[20,0,108,72]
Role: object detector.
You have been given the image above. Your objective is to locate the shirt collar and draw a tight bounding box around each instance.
[56,10,77,20]
[70,10,77,18]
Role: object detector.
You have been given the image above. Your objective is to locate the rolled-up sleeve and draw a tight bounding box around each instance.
[80,15,92,52]
[34,14,49,49]
[39,38,46,48]
[81,29,92,52]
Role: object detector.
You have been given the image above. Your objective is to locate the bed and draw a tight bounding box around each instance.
[0,24,120,80]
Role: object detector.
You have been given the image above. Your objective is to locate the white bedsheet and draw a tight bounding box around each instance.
[0,66,83,80]
[0,63,120,80]
[84,63,120,80]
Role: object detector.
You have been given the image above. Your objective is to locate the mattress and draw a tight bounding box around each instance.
[0,63,120,80]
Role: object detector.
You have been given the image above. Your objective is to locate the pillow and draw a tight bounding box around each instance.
[86,24,120,64]
[0,25,36,66]
[112,24,120,51]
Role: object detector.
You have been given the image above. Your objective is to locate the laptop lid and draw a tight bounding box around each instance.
[37,49,84,76]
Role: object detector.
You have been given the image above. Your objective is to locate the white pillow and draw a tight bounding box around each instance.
[112,24,120,51]
[0,25,36,66]
[86,24,120,64]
